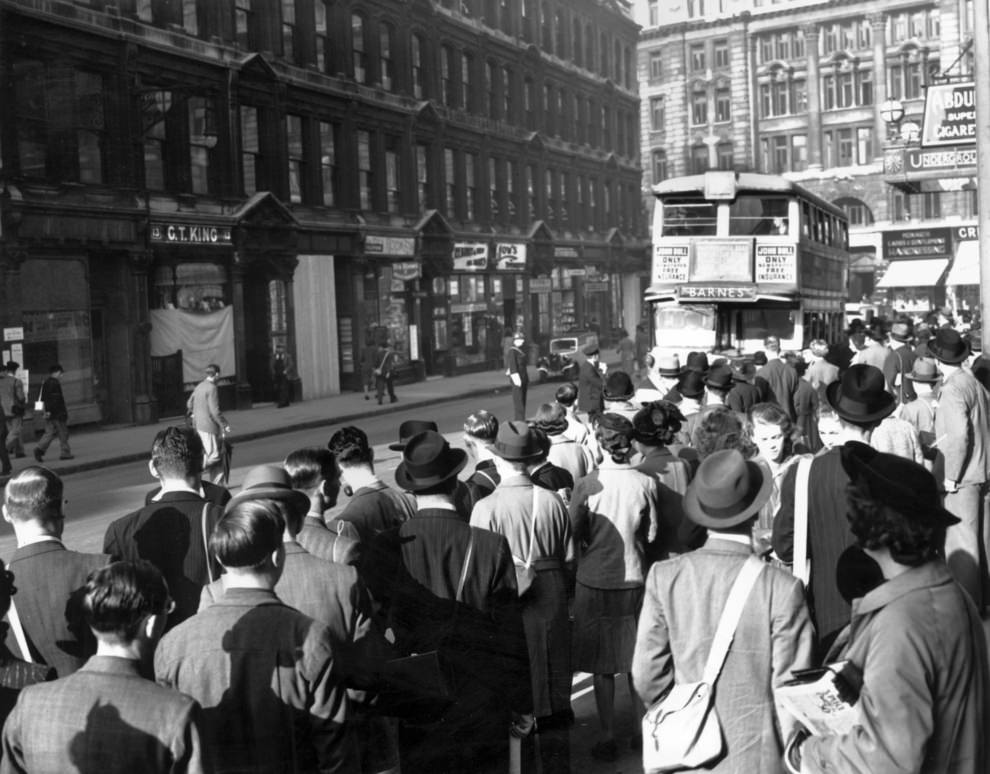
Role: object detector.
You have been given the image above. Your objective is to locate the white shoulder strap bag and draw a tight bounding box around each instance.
[792,455,813,586]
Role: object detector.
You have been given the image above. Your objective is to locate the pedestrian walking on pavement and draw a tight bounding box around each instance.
[506,332,529,421]
[374,342,398,405]
[33,364,72,462]
[270,343,295,408]
[185,363,230,485]
[361,337,378,401]
[1,361,27,460]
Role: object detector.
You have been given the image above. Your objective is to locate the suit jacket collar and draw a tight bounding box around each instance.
[12,541,68,561]
[412,508,463,522]
[851,561,954,617]
[215,587,283,607]
[150,490,206,505]
[284,541,307,557]
[81,655,144,678]
[352,480,388,498]
[700,536,754,555]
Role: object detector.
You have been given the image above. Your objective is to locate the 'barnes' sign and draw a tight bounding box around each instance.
[151,223,233,245]
[922,82,976,147]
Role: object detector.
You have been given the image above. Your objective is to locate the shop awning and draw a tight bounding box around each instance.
[945,240,980,286]
[875,259,948,288]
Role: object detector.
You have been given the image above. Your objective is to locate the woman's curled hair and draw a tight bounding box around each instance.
[595,413,635,464]
[845,482,942,567]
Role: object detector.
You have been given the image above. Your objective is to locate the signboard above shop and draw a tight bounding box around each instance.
[881,228,952,261]
[495,243,527,271]
[151,223,232,245]
[365,234,416,257]
[452,242,489,271]
[922,82,976,147]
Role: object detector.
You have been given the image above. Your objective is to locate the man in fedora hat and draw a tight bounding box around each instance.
[899,359,941,475]
[793,443,989,774]
[326,426,416,546]
[633,353,678,405]
[388,420,437,452]
[929,327,990,610]
[888,318,917,404]
[470,421,574,770]
[852,319,898,396]
[388,430,534,773]
[602,371,638,420]
[198,464,387,751]
[578,343,606,419]
[829,318,867,374]
[773,364,896,652]
[703,363,733,408]
[633,449,814,773]
[506,332,529,421]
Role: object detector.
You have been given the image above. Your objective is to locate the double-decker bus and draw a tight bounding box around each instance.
[647,171,850,357]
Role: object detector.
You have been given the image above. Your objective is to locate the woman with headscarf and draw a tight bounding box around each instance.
[569,414,661,762]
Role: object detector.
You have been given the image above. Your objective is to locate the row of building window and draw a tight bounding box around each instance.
[345,14,636,155]
[651,144,734,181]
[96,0,637,92]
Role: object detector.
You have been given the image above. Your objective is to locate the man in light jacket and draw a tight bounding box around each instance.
[186,364,230,484]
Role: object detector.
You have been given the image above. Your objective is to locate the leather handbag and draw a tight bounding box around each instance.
[642,555,765,773]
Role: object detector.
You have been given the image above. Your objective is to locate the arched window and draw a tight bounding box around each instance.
[573,18,582,67]
[411,33,426,99]
[599,32,609,77]
[834,196,875,225]
[585,23,594,69]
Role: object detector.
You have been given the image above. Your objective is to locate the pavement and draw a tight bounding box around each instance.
[5,359,619,479]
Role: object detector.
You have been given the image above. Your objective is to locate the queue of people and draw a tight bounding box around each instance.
[0,313,986,773]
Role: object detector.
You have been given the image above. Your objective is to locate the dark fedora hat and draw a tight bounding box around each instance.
[730,358,756,382]
[492,420,544,461]
[840,441,959,527]
[683,351,709,374]
[677,370,706,400]
[603,371,635,401]
[226,464,310,516]
[928,328,970,365]
[394,430,468,492]
[825,364,896,423]
[389,420,439,451]
[683,449,773,529]
[705,364,733,390]
[906,358,939,383]
[582,342,600,357]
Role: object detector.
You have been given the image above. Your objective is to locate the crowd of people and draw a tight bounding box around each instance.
[0,314,986,773]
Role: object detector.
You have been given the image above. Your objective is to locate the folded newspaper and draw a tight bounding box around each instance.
[776,661,862,737]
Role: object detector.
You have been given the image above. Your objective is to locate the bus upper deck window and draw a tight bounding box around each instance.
[661,200,717,236]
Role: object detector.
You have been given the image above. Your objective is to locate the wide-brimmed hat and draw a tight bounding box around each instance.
[730,358,756,382]
[531,403,568,435]
[840,441,959,527]
[825,364,896,423]
[389,420,439,451]
[582,342,600,357]
[928,328,970,364]
[226,464,310,516]
[492,420,545,461]
[906,358,939,383]
[683,351,709,374]
[889,321,913,343]
[677,370,705,400]
[705,364,733,391]
[683,449,773,529]
[657,355,681,377]
[394,430,468,492]
[603,371,635,401]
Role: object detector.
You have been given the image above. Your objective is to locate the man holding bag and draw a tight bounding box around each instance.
[33,364,72,462]
[633,449,814,773]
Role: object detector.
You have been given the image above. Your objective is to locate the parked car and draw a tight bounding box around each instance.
[536,331,597,382]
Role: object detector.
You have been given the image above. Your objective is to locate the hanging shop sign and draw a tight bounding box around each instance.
[392,262,422,281]
[452,242,489,271]
[922,82,976,147]
[495,243,527,271]
[150,223,233,245]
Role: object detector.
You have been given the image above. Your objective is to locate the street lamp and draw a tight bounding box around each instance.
[880,99,905,139]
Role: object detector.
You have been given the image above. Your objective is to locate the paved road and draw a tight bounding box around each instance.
[0,382,643,773]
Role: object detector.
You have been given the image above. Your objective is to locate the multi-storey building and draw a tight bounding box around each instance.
[0,0,643,426]
[636,0,978,320]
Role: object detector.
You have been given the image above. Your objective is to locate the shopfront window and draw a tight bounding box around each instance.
[152,263,228,311]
